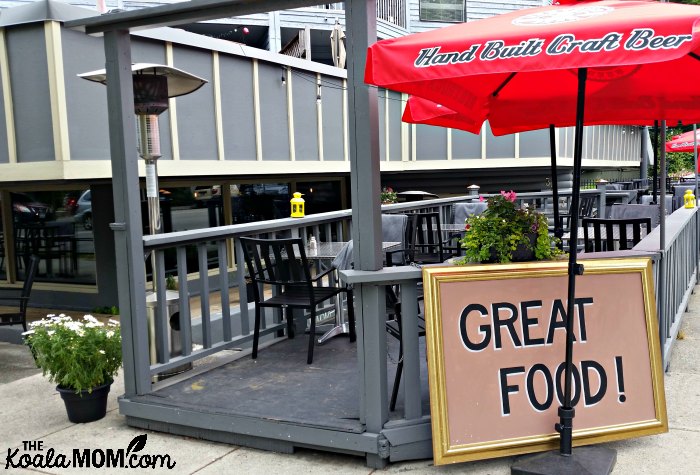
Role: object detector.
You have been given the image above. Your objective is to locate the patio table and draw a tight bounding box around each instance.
[311,241,400,344]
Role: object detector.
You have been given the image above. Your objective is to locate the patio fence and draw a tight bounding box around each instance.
[132,190,697,462]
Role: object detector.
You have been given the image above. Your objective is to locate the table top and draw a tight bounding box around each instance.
[441,224,467,232]
[305,241,400,260]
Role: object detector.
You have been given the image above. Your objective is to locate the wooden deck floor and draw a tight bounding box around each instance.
[129,332,430,433]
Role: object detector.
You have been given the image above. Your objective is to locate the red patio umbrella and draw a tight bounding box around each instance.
[665,129,700,153]
[365,0,700,471]
[367,0,700,135]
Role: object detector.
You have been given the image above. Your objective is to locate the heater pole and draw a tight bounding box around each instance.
[137,114,162,291]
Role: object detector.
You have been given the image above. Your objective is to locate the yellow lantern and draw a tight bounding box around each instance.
[290,192,305,217]
[684,189,696,209]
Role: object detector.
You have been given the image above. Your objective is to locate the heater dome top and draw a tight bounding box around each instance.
[78,63,207,98]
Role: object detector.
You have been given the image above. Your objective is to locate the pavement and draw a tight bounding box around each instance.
[1,292,699,475]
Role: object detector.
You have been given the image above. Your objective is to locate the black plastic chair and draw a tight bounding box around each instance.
[239,237,355,364]
[443,202,487,257]
[559,194,598,230]
[383,218,425,411]
[581,217,652,252]
[409,212,447,264]
[386,295,425,412]
[0,255,39,331]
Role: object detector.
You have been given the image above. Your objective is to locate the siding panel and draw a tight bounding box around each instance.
[0,39,8,165]
[8,25,53,163]
[485,122,514,159]
[220,55,256,161]
[292,71,319,161]
[132,38,173,161]
[321,76,344,162]
[519,129,549,159]
[259,61,290,161]
[172,46,216,160]
[452,128,481,159]
[63,28,110,161]
[416,123,447,160]
[388,90,402,161]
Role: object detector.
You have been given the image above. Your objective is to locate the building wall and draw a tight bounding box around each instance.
[0,14,641,187]
[408,0,544,34]
[0,1,642,310]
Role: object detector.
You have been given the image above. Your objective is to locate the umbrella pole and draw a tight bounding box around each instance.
[513,67,616,475]
[557,67,588,456]
[550,125,563,249]
[652,120,659,203]
[694,124,699,285]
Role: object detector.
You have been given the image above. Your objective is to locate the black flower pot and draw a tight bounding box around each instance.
[511,232,538,262]
[487,232,537,263]
[56,380,111,423]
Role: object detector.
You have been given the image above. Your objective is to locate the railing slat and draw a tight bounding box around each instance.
[198,243,212,348]
[400,281,422,420]
[176,246,192,357]
[218,240,232,342]
[235,238,250,335]
[154,250,169,364]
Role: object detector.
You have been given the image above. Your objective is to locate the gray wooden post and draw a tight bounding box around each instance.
[103,30,151,396]
[347,0,381,271]
[595,180,607,218]
[659,120,668,360]
[346,0,387,468]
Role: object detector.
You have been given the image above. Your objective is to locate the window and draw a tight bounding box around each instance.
[420,0,466,23]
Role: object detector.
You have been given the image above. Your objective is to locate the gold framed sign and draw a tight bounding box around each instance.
[422,258,667,465]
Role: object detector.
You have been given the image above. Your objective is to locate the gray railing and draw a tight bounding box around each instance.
[634,207,699,368]
[140,188,630,384]
[143,210,353,381]
[137,192,698,433]
[317,1,406,28]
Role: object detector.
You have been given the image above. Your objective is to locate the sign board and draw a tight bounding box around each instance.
[422,258,667,465]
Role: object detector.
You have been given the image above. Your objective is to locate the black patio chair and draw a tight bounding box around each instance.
[239,237,355,364]
[385,293,425,412]
[443,202,488,257]
[409,212,447,264]
[581,217,652,252]
[559,194,598,230]
[0,255,39,331]
[382,214,426,411]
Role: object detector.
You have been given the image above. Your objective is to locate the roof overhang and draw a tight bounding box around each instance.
[64,0,327,35]
[0,0,93,28]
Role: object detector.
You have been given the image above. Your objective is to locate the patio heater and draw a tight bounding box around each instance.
[78,64,206,288]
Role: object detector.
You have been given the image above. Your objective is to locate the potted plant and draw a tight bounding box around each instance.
[23,314,121,423]
[380,186,398,204]
[457,191,563,264]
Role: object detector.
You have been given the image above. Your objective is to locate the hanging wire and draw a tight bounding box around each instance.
[287,67,409,105]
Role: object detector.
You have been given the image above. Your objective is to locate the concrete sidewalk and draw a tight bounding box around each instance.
[1,293,699,474]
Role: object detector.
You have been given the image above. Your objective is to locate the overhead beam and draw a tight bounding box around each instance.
[65,0,326,35]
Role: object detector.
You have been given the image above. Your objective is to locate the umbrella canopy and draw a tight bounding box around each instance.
[665,129,700,153]
[403,96,481,133]
[366,0,700,135]
[366,0,700,463]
